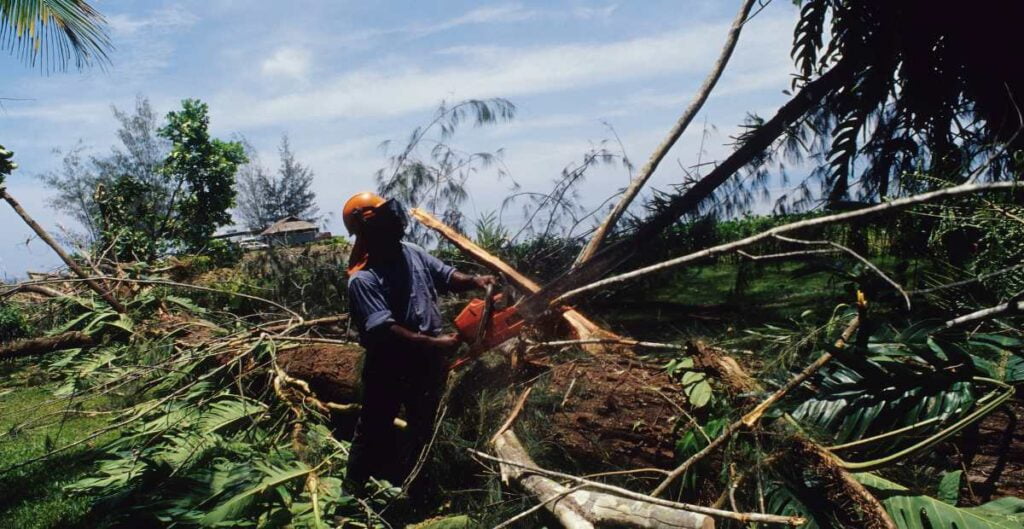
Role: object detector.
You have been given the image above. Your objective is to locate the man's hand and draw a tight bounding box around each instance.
[473,274,498,290]
[450,271,498,292]
[431,333,462,352]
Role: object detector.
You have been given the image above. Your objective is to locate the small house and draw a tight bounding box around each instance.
[261,216,319,246]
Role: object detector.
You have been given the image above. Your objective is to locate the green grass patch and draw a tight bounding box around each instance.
[0,384,118,529]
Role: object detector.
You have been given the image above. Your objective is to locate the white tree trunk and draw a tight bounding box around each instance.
[493,430,714,529]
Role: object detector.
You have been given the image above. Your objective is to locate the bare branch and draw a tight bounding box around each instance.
[555,181,1020,304]
[772,234,911,310]
[574,0,758,266]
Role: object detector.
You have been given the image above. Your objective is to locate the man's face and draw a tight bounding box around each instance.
[362,200,406,246]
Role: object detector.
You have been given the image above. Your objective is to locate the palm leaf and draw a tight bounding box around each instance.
[200,459,312,526]
[855,473,1024,529]
[0,0,111,71]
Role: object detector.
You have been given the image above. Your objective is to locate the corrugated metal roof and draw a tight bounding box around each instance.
[261,216,318,235]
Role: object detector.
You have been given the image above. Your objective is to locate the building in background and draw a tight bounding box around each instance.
[260,216,319,246]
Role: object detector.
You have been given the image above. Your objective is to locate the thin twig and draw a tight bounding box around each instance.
[772,234,911,310]
[649,315,861,497]
[490,386,534,445]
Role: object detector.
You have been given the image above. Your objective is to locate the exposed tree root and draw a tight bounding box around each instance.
[772,436,896,529]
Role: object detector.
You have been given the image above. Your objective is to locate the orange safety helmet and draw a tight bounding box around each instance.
[342,192,385,235]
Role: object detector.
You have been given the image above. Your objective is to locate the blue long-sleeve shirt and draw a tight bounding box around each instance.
[347,242,455,345]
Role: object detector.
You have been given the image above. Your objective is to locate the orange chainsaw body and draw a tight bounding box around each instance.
[453,294,525,360]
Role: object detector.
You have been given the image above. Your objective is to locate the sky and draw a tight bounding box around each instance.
[0,0,802,280]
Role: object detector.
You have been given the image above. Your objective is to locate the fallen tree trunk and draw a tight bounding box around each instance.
[411,208,627,354]
[1,188,126,313]
[0,331,94,359]
[493,430,715,529]
[1,283,68,299]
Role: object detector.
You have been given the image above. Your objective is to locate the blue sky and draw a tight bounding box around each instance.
[0,0,800,279]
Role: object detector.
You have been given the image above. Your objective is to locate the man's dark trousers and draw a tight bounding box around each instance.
[346,342,446,488]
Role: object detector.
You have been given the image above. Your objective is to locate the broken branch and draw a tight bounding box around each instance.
[574,0,758,266]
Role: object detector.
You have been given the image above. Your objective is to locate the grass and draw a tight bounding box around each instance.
[0,375,118,529]
[591,260,849,343]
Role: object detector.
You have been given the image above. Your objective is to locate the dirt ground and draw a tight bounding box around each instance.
[272,341,684,472]
[521,348,684,471]
[952,399,1024,503]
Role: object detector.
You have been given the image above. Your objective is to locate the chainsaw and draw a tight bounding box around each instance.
[450,284,525,369]
[447,250,617,369]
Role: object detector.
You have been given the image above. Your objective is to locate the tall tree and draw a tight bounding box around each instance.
[376,98,516,244]
[39,96,170,242]
[235,135,319,231]
[93,99,246,259]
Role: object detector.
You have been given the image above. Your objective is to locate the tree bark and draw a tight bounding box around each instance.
[1,188,126,313]
[0,331,94,359]
[493,430,715,529]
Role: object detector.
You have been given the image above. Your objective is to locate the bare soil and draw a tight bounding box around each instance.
[953,399,1024,504]
[541,351,683,470]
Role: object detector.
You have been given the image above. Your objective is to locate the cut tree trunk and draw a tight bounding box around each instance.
[1,188,126,313]
[0,331,94,359]
[493,430,714,529]
[410,208,627,355]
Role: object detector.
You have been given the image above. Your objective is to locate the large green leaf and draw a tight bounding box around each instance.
[856,473,1024,529]
[200,459,311,526]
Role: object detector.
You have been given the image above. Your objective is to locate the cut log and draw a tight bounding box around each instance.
[493,430,714,529]
[410,208,627,355]
[0,331,94,359]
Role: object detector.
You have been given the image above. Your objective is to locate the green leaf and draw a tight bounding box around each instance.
[936,470,962,505]
[686,380,713,408]
[855,472,1024,529]
[101,313,134,334]
[681,371,706,386]
[201,460,311,526]
[165,295,207,314]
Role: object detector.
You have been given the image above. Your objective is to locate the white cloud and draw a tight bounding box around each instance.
[261,47,312,80]
[218,14,790,127]
[572,3,619,21]
[107,6,198,36]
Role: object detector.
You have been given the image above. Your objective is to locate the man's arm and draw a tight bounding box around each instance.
[449,271,497,292]
[375,323,460,351]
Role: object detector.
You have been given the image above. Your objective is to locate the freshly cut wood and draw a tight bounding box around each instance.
[410,208,627,354]
[493,430,714,529]
[0,331,94,359]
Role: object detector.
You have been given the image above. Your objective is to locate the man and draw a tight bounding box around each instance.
[342,192,495,490]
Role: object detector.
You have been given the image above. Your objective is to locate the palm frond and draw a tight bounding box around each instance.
[0,0,111,72]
